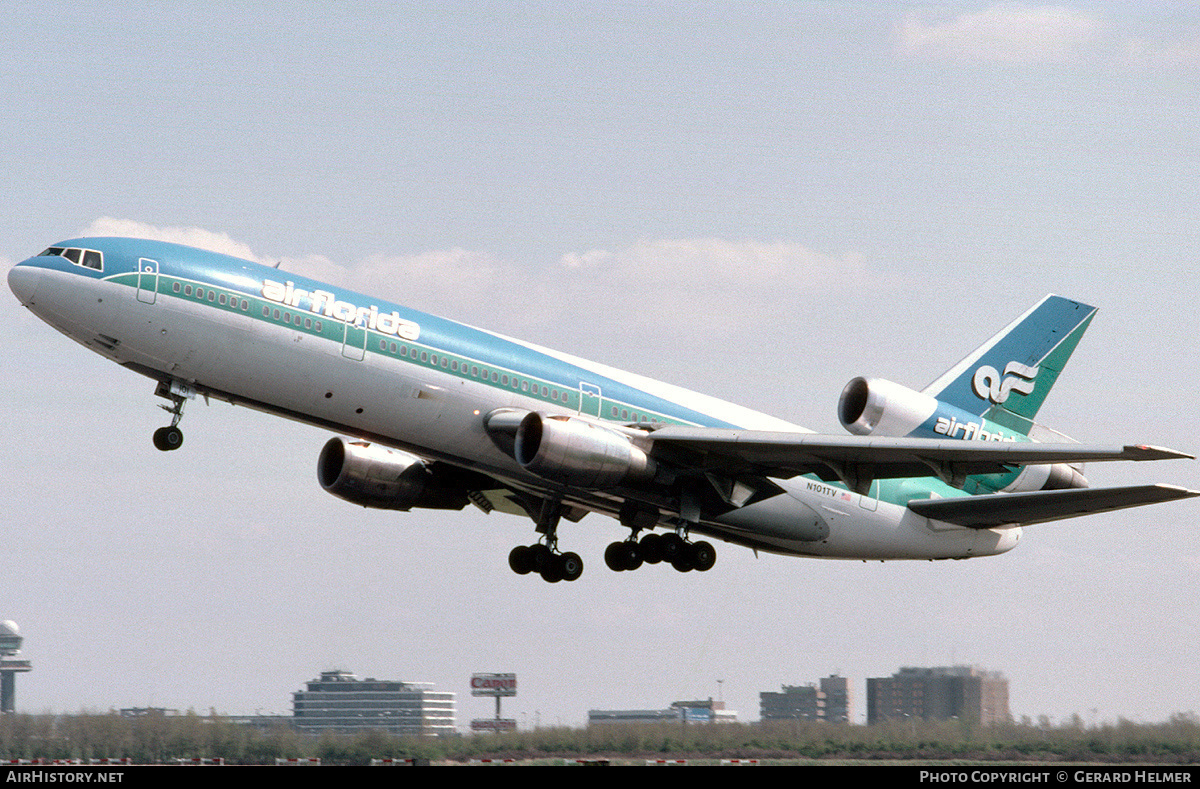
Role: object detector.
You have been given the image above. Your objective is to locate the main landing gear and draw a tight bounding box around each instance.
[508,543,583,584]
[605,531,716,574]
[152,379,196,452]
[509,499,584,583]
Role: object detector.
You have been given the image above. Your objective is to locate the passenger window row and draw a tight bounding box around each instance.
[164,275,673,424]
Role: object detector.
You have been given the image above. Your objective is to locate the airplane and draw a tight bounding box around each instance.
[8,237,1197,583]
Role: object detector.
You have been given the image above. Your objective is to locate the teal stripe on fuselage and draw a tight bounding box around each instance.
[52,237,741,431]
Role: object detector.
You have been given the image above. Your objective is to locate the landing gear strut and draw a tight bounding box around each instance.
[152,379,195,452]
[509,498,584,583]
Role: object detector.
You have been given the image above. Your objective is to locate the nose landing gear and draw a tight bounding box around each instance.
[152,379,196,452]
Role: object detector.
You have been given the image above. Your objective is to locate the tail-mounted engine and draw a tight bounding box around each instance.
[513,412,656,489]
[838,376,1087,493]
[317,437,469,510]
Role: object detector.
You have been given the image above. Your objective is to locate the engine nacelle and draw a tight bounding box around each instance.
[318,437,467,510]
[840,376,1030,442]
[513,412,656,489]
[838,377,1087,493]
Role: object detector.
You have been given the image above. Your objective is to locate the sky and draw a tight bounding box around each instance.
[2,1,1198,728]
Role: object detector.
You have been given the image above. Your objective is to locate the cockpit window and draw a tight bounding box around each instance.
[37,246,103,272]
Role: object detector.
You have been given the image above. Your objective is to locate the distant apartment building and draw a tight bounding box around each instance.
[292,670,455,736]
[866,666,1009,726]
[821,675,852,723]
[759,675,852,723]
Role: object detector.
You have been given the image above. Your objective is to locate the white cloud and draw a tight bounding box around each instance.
[1121,34,1200,70]
[549,238,874,343]
[896,4,1105,64]
[284,248,506,318]
[78,217,266,265]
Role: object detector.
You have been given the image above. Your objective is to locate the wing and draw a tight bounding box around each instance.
[906,484,1200,528]
[645,426,1191,495]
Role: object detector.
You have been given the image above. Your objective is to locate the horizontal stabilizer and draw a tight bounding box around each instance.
[907,484,1200,528]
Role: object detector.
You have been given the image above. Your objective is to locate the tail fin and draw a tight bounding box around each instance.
[922,295,1096,436]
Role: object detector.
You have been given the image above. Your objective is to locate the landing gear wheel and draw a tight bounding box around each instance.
[639,533,664,564]
[618,541,642,571]
[690,540,717,572]
[559,552,584,582]
[529,544,553,573]
[539,557,565,583]
[510,543,583,582]
[153,426,183,452]
[605,541,642,572]
[660,533,686,564]
[508,545,535,575]
[604,542,625,572]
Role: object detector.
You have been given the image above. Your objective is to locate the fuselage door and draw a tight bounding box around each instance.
[858,479,879,511]
[136,258,159,304]
[341,316,367,361]
[579,382,602,417]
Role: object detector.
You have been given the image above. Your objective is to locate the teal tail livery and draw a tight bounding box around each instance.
[925,294,1096,435]
[9,238,1198,583]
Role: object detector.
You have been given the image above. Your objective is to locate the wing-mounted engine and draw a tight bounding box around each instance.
[317,437,471,510]
[512,412,657,489]
[838,377,1087,493]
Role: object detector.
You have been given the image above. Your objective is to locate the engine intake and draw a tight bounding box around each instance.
[839,377,941,437]
[514,412,656,489]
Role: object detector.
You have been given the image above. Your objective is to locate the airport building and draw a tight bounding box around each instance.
[866,666,1010,725]
[760,675,852,723]
[589,698,737,725]
[292,670,455,736]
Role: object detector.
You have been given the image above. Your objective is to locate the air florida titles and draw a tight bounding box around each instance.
[262,278,420,341]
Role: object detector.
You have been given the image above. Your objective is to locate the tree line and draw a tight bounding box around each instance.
[1,711,1198,765]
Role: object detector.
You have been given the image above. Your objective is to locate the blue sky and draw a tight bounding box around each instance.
[3,2,1198,727]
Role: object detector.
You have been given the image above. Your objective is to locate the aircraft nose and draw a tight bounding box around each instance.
[7,263,41,306]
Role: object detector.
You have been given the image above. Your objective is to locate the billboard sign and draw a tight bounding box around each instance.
[471,673,517,697]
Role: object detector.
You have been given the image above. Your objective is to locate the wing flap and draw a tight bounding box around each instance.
[906,484,1200,528]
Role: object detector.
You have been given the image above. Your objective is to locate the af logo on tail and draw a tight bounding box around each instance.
[972,362,1039,405]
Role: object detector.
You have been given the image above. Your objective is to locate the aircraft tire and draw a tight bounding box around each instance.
[660,533,686,563]
[690,541,717,572]
[540,559,564,583]
[617,541,643,571]
[604,542,625,571]
[153,426,183,452]
[529,544,553,573]
[639,533,664,564]
[508,545,535,575]
[559,552,584,582]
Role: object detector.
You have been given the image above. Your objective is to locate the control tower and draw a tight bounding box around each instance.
[0,621,32,713]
